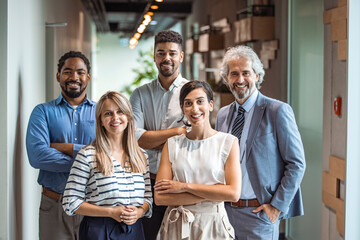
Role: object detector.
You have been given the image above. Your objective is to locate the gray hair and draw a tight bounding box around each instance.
[219,45,265,89]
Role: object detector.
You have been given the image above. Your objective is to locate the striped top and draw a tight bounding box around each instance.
[62,145,152,217]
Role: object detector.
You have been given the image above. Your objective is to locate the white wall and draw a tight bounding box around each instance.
[3,0,95,239]
[0,0,8,239]
[95,22,182,100]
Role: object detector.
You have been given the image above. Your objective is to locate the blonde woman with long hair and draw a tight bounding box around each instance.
[63,91,152,240]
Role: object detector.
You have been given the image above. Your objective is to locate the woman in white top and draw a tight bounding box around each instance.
[62,91,152,240]
[154,81,241,240]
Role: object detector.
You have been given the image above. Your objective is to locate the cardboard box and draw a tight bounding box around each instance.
[198,33,224,52]
[331,19,347,41]
[235,17,275,43]
[338,39,347,61]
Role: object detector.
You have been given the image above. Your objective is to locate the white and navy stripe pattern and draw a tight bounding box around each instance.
[231,106,245,142]
[62,145,152,217]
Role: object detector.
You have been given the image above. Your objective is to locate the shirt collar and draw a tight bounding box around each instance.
[156,73,183,91]
[55,93,95,106]
[235,89,258,113]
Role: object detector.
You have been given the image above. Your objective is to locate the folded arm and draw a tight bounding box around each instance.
[154,139,241,205]
[26,105,75,172]
[154,141,205,206]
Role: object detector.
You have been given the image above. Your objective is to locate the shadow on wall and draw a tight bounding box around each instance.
[14,73,23,240]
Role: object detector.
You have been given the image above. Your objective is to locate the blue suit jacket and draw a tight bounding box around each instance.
[215,92,306,219]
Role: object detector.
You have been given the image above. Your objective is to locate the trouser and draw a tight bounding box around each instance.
[142,178,167,240]
[39,193,82,240]
[79,216,145,240]
[225,203,280,240]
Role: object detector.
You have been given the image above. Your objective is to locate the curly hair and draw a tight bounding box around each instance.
[154,30,183,50]
[219,45,265,89]
[57,51,91,73]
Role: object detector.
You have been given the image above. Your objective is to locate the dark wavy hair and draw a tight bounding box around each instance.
[178,81,214,126]
[179,81,213,108]
[57,51,91,73]
[154,30,183,50]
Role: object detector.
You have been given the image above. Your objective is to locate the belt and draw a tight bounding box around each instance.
[163,206,195,239]
[231,198,260,208]
[150,173,157,180]
[42,186,61,201]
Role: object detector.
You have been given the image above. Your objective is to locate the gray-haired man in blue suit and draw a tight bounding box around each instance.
[215,45,306,239]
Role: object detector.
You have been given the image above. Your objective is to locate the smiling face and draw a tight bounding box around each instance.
[182,88,213,127]
[154,42,184,79]
[56,57,90,100]
[100,99,128,137]
[226,58,259,104]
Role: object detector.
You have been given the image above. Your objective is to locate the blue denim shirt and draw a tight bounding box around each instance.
[26,93,96,193]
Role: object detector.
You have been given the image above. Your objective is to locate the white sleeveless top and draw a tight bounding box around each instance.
[167,132,236,185]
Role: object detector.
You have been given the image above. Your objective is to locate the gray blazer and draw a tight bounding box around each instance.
[215,92,306,219]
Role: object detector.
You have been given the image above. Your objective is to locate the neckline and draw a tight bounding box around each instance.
[184,131,220,142]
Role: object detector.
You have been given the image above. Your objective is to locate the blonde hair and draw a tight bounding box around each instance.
[94,91,147,175]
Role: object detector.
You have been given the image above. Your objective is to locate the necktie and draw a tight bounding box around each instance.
[231,106,245,142]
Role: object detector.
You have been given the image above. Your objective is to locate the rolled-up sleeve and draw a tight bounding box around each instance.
[62,148,90,216]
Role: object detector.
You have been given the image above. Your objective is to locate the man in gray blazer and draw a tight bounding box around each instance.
[215,45,306,239]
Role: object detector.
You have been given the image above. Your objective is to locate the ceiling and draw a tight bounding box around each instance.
[82,0,194,39]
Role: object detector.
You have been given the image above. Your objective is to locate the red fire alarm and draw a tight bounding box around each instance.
[334,97,342,116]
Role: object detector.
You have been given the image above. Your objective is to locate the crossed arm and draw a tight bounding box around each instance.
[154,139,241,206]
[26,106,78,172]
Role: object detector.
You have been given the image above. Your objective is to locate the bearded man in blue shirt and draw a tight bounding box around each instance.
[26,51,96,240]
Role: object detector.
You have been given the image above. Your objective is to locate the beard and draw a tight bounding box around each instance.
[159,61,175,77]
[229,83,255,102]
[61,81,87,99]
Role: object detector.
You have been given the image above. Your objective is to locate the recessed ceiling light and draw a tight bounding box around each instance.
[150,5,159,10]
[155,0,163,2]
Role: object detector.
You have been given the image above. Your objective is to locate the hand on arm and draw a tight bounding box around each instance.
[154,142,205,206]
[138,127,187,150]
[50,143,73,157]
[177,139,241,202]
[26,105,74,172]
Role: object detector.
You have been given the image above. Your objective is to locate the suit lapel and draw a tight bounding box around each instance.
[225,102,237,133]
[246,92,267,159]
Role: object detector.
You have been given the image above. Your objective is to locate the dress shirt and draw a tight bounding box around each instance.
[26,93,96,194]
[130,74,188,174]
[62,145,153,217]
[232,90,258,199]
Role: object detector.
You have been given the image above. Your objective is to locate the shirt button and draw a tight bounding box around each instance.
[74,138,77,141]
[74,109,77,112]
[74,123,77,126]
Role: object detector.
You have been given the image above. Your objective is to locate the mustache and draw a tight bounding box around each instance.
[66,80,81,85]
[233,82,248,88]
[160,61,173,66]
